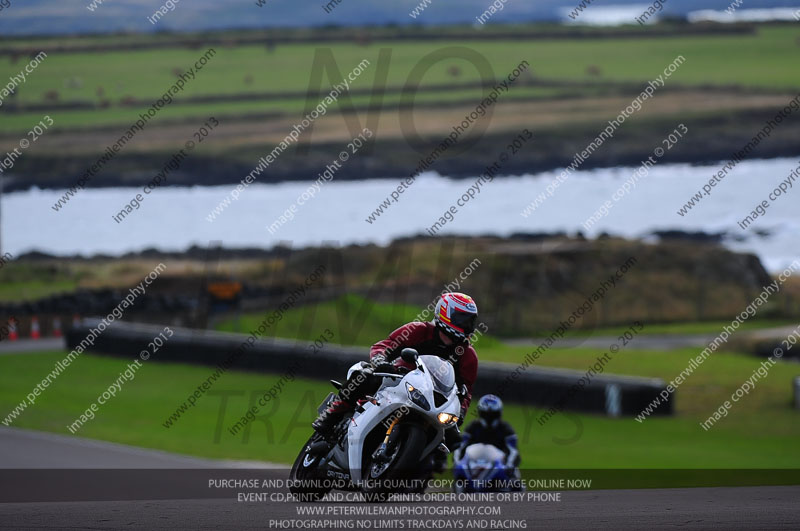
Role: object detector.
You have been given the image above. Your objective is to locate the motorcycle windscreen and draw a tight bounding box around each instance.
[420,355,455,394]
[465,443,505,462]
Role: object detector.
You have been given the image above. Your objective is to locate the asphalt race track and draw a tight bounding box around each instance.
[1,428,798,530]
[0,427,276,469]
[1,485,798,530]
[0,338,64,354]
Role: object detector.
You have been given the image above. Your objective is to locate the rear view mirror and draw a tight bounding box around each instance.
[400,348,419,363]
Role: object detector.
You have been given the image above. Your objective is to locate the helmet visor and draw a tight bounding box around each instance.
[451,311,477,335]
[479,409,501,423]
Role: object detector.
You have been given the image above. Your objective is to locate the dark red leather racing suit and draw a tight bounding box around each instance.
[369,321,478,416]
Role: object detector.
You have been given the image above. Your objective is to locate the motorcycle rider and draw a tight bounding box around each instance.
[311,292,480,459]
[454,394,520,472]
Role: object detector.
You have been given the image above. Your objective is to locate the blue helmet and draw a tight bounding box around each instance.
[477,394,503,425]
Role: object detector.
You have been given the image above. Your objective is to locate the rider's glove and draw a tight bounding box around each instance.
[370,353,394,373]
[453,447,464,463]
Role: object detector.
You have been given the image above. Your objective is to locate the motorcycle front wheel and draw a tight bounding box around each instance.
[363,423,427,500]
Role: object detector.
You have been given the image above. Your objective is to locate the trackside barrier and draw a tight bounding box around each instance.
[66,319,672,417]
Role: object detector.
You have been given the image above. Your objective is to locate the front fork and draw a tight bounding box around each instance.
[371,416,401,464]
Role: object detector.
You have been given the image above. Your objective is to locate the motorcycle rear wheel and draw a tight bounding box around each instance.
[289,433,333,502]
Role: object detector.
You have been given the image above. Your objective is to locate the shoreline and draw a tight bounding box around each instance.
[5,108,799,193]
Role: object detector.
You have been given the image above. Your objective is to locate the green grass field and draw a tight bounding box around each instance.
[1,346,798,476]
[216,296,800,424]
[214,294,793,351]
[561,320,798,337]
[215,294,450,347]
[1,25,797,134]
[0,85,579,134]
[4,27,798,103]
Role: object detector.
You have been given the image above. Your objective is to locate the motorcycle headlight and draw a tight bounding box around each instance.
[405,382,430,411]
[437,412,459,425]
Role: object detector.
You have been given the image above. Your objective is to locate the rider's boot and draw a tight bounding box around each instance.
[432,444,449,473]
[432,426,461,473]
[312,398,352,434]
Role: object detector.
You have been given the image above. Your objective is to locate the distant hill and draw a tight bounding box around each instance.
[0,0,796,36]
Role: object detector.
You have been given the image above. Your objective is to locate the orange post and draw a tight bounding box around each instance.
[30,316,41,340]
[7,318,18,341]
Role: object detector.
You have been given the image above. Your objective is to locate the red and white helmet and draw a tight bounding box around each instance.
[434,292,478,341]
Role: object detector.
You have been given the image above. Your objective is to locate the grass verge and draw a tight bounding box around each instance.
[1,349,798,483]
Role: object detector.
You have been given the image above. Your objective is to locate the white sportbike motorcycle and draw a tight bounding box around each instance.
[290,349,464,501]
